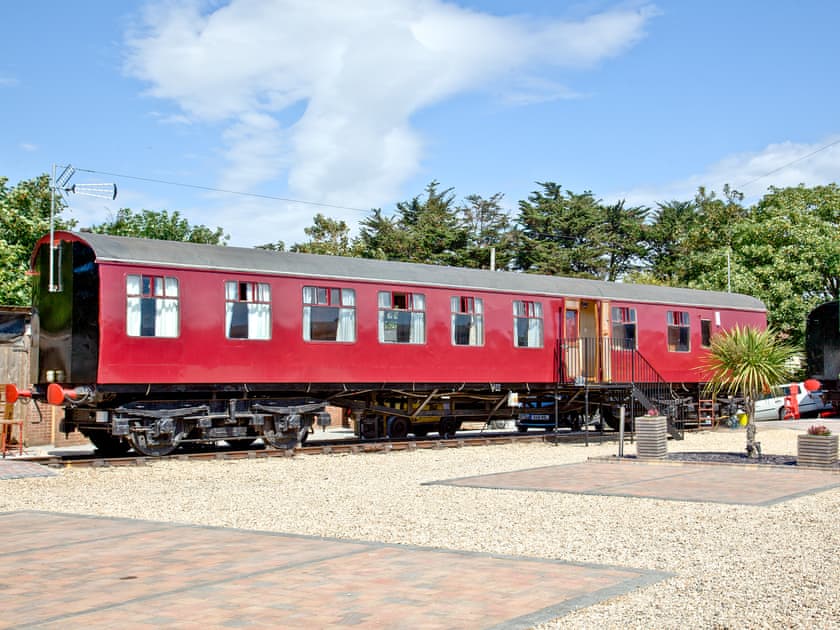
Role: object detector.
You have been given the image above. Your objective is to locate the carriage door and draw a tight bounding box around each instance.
[563,301,581,381]
[578,300,602,381]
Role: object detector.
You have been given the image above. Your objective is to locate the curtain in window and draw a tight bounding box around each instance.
[527,318,543,347]
[337,289,355,342]
[409,294,425,343]
[410,312,425,343]
[472,299,483,345]
[377,292,389,341]
[156,298,179,337]
[247,303,270,339]
[126,275,141,336]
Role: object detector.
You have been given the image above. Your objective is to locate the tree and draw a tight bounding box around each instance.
[457,193,514,270]
[702,325,796,457]
[515,182,607,278]
[643,200,698,284]
[600,199,648,281]
[291,213,352,256]
[394,181,468,266]
[735,184,840,344]
[89,208,228,244]
[353,208,408,260]
[0,174,75,305]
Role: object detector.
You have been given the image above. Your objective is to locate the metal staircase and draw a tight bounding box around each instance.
[558,337,688,439]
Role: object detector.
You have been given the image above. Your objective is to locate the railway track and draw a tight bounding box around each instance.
[19,430,622,468]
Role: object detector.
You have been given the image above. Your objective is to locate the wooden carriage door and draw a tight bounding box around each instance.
[579,301,598,380]
[563,301,580,381]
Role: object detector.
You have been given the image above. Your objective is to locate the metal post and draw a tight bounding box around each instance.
[618,405,625,457]
[48,163,56,292]
[584,383,589,447]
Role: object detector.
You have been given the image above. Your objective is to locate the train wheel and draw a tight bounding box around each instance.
[264,427,307,450]
[360,415,379,439]
[129,432,181,457]
[84,431,131,457]
[225,438,257,450]
[412,425,429,437]
[388,417,409,439]
[440,418,460,439]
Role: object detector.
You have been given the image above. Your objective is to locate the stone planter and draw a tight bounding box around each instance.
[636,415,667,459]
[797,434,839,469]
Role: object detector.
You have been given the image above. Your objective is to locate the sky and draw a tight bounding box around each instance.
[2,0,840,248]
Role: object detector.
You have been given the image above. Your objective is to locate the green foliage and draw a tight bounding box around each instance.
[291,213,352,256]
[89,208,228,244]
[515,182,607,277]
[515,182,647,280]
[702,325,796,421]
[456,193,514,269]
[0,174,76,305]
[353,208,408,260]
[336,182,476,265]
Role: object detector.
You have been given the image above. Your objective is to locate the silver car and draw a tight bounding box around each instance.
[753,382,832,421]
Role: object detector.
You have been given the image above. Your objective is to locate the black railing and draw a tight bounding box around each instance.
[557,337,686,437]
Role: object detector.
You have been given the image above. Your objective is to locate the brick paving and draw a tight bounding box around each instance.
[430,458,840,505]
[0,459,58,480]
[0,511,668,629]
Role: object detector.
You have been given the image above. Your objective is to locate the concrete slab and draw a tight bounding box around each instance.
[429,459,840,506]
[0,511,668,629]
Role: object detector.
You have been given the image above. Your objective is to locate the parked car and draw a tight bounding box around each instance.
[753,382,833,421]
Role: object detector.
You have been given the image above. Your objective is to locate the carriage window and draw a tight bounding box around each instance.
[667,311,690,352]
[303,286,356,342]
[701,319,712,348]
[225,281,271,340]
[126,274,179,338]
[611,307,637,350]
[513,300,543,348]
[378,291,425,344]
[451,296,484,346]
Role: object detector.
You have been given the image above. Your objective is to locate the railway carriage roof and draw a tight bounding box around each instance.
[54,231,765,311]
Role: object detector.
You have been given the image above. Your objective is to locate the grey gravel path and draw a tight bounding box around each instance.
[1,427,838,629]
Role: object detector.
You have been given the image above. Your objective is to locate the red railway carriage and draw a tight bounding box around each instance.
[7,231,766,454]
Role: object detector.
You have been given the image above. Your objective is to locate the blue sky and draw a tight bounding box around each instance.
[2,1,839,247]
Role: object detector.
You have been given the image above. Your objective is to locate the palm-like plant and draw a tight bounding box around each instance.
[702,325,797,457]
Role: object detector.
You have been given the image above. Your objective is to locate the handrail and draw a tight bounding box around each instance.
[557,337,686,437]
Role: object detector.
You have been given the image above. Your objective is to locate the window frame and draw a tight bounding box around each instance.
[302,285,357,343]
[610,306,638,350]
[700,318,712,348]
[126,273,180,338]
[513,300,544,348]
[378,290,426,344]
[667,310,691,353]
[224,280,272,341]
[450,295,484,347]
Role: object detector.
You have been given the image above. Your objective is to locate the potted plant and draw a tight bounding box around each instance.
[797,425,839,468]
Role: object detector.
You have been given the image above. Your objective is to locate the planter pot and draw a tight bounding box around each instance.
[797,434,838,469]
[636,416,667,459]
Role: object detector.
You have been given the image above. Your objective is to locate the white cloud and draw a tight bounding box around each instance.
[124,0,656,244]
[19,142,38,152]
[612,135,840,207]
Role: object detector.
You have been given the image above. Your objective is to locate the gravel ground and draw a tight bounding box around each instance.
[2,427,839,629]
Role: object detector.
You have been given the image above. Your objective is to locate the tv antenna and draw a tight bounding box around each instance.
[48,164,117,292]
